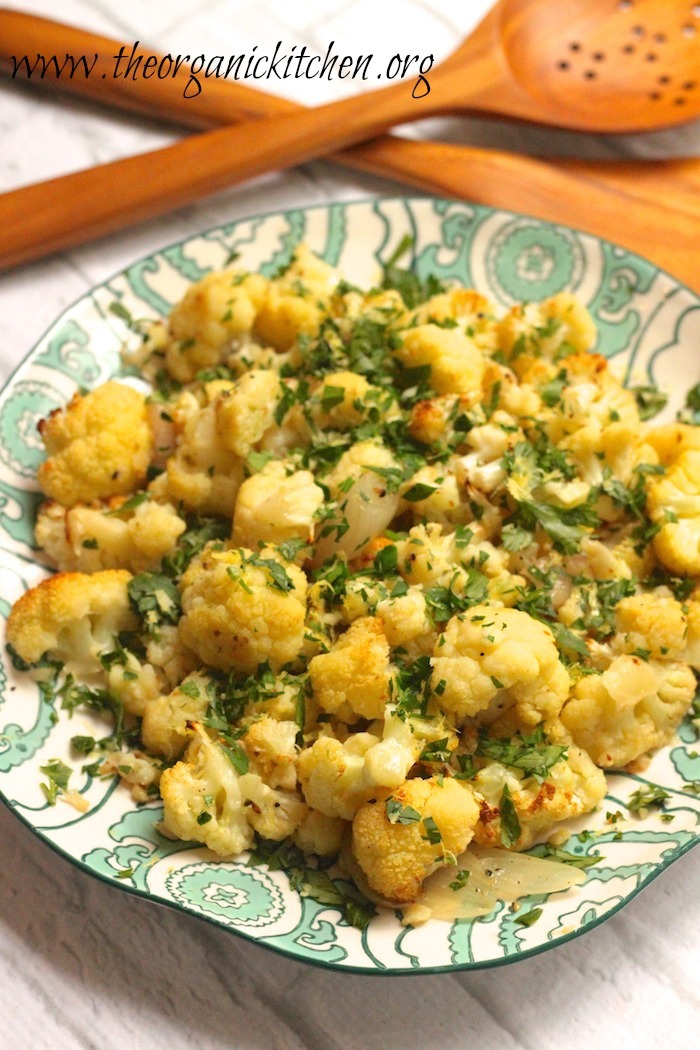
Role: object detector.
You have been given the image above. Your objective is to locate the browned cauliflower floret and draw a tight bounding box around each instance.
[497,293,596,371]
[645,446,700,575]
[254,245,338,351]
[309,617,393,723]
[351,777,480,902]
[430,605,569,731]
[612,592,688,661]
[395,323,485,398]
[405,288,498,353]
[560,654,696,767]
[307,370,399,432]
[179,545,307,674]
[35,497,186,574]
[37,382,152,507]
[215,368,283,459]
[471,743,607,850]
[141,671,213,760]
[6,569,136,675]
[340,576,436,659]
[165,269,268,382]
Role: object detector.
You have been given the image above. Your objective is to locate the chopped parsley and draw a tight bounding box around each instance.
[39,758,72,805]
[499,783,521,848]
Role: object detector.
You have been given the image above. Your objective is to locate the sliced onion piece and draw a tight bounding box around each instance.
[414,845,586,923]
[312,470,400,565]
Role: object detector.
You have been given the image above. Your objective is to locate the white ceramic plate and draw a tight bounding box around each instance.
[1,198,699,973]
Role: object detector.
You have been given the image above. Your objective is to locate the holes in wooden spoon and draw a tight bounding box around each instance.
[631,25,646,37]
[645,52,658,61]
[584,70,597,79]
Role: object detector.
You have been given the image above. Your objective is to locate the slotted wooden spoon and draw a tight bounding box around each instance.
[1,1,699,272]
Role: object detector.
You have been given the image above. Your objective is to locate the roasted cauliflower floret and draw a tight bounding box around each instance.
[149,389,245,516]
[145,623,198,689]
[141,671,212,760]
[293,809,347,857]
[179,545,307,674]
[215,368,282,458]
[6,569,136,675]
[232,461,324,553]
[309,617,393,723]
[243,716,299,791]
[106,649,162,718]
[298,707,422,820]
[472,744,607,850]
[396,523,459,589]
[430,605,569,730]
[307,370,400,433]
[351,777,480,902]
[340,576,436,658]
[298,733,380,820]
[254,245,338,351]
[497,293,596,369]
[395,323,485,398]
[405,288,498,353]
[160,722,254,856]
[237,773,307,841]
[560,654,696,767]
[35,497,186,574]
[37,382,152,507]
[165,269,268,382]
[646,448,700,575]
[613,592,688,661]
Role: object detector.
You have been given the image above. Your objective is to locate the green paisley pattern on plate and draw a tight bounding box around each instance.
[0,198,699,973]
[166,862,286,928]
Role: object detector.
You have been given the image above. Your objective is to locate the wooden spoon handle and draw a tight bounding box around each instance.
[2,131,697,292]
[0,74,441,270]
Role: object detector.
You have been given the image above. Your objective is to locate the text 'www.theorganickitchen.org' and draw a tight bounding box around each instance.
[9,41,435,98]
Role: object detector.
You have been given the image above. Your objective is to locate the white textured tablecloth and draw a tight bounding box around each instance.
[1,2,698,1047]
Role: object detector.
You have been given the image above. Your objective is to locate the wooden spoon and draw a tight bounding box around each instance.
[0,0,699,271]
[3,2,700,133]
